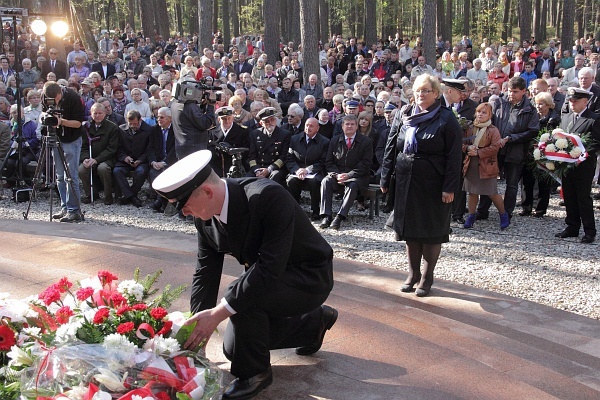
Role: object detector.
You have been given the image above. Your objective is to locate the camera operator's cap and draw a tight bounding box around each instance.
[216,106,234,117]
[346,100,359,109]
[384,102,397,112]
[256,107,277,121]
[566,87,592,100]
[152,150,213,211]
[443,78,467,91]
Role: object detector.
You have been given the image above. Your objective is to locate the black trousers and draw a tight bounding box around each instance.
[223,284,329,379]
[521,166,551,214]
[562,158,596,236]
[286,175,322,214]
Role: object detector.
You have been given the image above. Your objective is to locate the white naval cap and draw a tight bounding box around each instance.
[152,150,213,210]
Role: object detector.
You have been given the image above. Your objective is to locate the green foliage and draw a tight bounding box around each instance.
[239,3,263,35]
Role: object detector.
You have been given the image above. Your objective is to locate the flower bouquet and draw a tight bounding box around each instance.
[0,269,223,399]
[532,128,590,183]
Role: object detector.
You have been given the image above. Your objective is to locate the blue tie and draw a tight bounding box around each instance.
[162,129,168,159]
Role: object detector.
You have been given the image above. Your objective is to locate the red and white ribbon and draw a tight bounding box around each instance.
[540,130,588,164]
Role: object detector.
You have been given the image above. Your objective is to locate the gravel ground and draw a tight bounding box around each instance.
[1,183,599,320]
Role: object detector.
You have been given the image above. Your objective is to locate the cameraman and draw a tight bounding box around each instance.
[43,81,85,223]
[207,106,250,177]
[170,79,217,160]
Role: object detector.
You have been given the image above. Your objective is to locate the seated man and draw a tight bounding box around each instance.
[207,106,250,178]
[319,114,372,230]
[113,110,152,207]
[79,103,120,205]
[247,107,291,185]
[3,105,39,187]
[147,107,176,212]
[286,117,329,220]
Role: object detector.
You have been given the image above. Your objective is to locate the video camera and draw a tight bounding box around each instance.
[40,95,63,132]
[215,142,248,156]
[172,78,222,104]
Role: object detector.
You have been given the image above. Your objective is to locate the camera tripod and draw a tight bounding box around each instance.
[217,146,248,178]
[24,130,83,221]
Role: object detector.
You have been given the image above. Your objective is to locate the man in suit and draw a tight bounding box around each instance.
[546,77,566,113]
[208,106,250,178]
[534,49,556,78]
[79,103,120,205]
[281,103,305,135]
[41,48,68,80]
[322,55,340,87]
[152,150,337,400]
[91,52,117,81]
[319,114,373,230]
[555,88,600,243]
[286,117,330,219]
[248,107,292,186]
[233,53,253,78]
[561,54,585,88]
[148,107,176,212]
[302,74,324,102]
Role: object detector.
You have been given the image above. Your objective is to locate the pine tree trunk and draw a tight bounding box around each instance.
[299,0,319,85]
[127,0,135,29]
[463,0,470,35]
[139,0,155,39]
[213,0,219,35]
[198,0,213,49]
[364,0,377,46]
[560,0,574,55]
[319,0,329,46]
[222,0,231,49]
[445,0,452,45]
[518,0,532,44]
[263,0,280,62]
[422,0,436,66]
[232,0,239,38]
[436,0,444,40]
[533,0,541,42]
[541,0,548,42]
[290,0,301,46]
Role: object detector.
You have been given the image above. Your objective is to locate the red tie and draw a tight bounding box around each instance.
[346,137,352,149]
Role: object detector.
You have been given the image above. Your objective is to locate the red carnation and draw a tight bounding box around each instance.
[150,307,168,320]
[155,392,170,400]
[132,303,148,311]
[93,308,110,324]
[156,320,173,336]
[116,305,132,316]
[76,287,95,301]
[55,306,74,324]
[39,286,61,306]
[0,325,16,351]
[109,293,128,307]
[56,277,73,293]
[116,321,135,334]
[98,270,118,286]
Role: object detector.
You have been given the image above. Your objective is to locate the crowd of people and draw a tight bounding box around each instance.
[0,26,598,234]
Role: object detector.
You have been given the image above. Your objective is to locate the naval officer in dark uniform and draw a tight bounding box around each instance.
[207,106,250,177]
[554,88,600,243]
[247,107,292,185]
[152,150,338,399]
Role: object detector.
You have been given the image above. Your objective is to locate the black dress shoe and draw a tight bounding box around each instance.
[60,211,83,223]
[52,209,67,220]
[319,216,332,229]
[581,234,595,244]
[130,196,143,208]
[296,305,338,355]
[150,198,164,212]
[119,197,131,206]
[555,229,579,238]
[518,210,532,216]
[452,216,465,224]
[222,367,273,399]
[533,211,545,218]
[593,193,600,200]
[330,215,343,230]
[310,212,321,221]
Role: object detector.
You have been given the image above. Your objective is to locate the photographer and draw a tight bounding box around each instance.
[43,81,85,223]
[170,79,217,160]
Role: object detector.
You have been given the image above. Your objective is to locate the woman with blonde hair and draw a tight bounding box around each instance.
[229,94,253,125]
[462,102,509,229]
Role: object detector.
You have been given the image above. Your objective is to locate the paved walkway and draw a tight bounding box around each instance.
[0,219,599,400]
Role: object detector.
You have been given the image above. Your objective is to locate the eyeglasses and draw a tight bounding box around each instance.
[415,89,434,94]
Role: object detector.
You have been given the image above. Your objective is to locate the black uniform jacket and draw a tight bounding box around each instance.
[285,132,330,178]
[192,178,334,313]
[248,126,292,173]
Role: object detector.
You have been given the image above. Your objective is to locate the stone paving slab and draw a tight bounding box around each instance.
[0,219,599,400]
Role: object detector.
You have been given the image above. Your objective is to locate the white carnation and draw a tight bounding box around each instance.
[551,128,564,136]
[103,333,137,352]
[117,280,145,301]
[570,146,583,158]
[143,336,180,355]
[54,320,83,345]
[533,148,542,160]
[554,138,569,149]
[539,133,550,143]
[545,144,556,153]
[545,162,555,170]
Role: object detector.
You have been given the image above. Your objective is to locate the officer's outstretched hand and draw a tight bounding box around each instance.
[183,304,233,350]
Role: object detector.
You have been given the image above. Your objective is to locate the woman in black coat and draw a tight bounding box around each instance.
[380,74,462,297]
